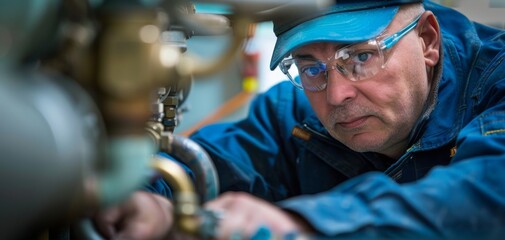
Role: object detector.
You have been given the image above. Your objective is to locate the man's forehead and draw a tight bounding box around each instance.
[291,42,345,56]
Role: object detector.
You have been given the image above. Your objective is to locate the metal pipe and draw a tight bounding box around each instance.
[176,16,251,78]
[159,133,220,202]
[152,156,201,235]
[152,156,196,194]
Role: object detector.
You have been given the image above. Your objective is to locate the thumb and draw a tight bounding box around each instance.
[93,206,123,238]
[115,192,174,240]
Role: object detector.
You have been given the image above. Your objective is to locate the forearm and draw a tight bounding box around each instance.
[278,155,505,239]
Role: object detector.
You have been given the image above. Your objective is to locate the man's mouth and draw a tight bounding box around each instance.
[337,116,370,129]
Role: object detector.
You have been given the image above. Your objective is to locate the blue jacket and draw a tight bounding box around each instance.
[149,2,505,239]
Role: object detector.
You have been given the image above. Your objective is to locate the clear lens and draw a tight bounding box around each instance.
[279,58,303,89]
[335,40,384,81]
[294,59,328,91]
[280,57,329,92]
[280,40,385,92]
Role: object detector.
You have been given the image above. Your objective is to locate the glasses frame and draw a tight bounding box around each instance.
[280,14,423,92]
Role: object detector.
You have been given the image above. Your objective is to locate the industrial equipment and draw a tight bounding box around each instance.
[0,1,330,239]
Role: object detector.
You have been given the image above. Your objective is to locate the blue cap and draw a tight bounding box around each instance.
[270,0,423,70]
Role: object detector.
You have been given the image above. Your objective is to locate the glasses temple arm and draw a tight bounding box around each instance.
[380,14,422,50]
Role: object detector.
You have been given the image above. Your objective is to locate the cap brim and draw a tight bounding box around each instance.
[270,5,399,70]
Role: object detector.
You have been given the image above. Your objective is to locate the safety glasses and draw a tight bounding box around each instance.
[279,14,422,92]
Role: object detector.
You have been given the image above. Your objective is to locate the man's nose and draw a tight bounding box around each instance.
[325,70,358,105]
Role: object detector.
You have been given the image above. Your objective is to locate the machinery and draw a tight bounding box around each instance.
[0,0,330,239]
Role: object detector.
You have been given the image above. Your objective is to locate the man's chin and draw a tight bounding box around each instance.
[339,133,387,153]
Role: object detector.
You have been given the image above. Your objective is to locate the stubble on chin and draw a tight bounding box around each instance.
[322,105,387,152]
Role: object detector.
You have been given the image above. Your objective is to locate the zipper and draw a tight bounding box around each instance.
[384,154,410,179]
[303,122,417,180]
[302,123,333,143]
[384,143,419,179]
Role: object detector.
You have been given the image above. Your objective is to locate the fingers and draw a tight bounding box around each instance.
[93,203,123,238]
[203,191,241,210]
[204,192,272,239]
[118,192,174,240]
[204,192,312,240]
[93,191,174,240]
[93,191,311,240]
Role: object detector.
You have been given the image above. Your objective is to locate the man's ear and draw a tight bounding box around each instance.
[417,11,441,67]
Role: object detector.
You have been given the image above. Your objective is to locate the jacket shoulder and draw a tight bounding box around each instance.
[257,81,315,123]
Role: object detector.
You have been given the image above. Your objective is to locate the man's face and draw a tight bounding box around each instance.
[294,19,432,158]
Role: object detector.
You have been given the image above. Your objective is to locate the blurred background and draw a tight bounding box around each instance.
[0,1,334,239]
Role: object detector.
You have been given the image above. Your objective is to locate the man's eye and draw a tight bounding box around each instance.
[301,66,322,77]
[352,52,373,63]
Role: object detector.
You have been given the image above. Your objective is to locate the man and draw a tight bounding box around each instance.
[94,0,505,239]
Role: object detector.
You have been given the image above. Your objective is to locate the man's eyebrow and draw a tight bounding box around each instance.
[292,53,316,60]
[292,43,347,60]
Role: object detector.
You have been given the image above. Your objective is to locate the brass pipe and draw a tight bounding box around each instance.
[151,156,201,235]
[152,156,195,193]
[176,16,253,78]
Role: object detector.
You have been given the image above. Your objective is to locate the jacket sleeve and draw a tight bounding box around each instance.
[278,77,505,239]
[188,81,314,201]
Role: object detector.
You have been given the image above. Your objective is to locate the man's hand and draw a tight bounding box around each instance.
[93,191,173,240]
[204,192,313,239]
